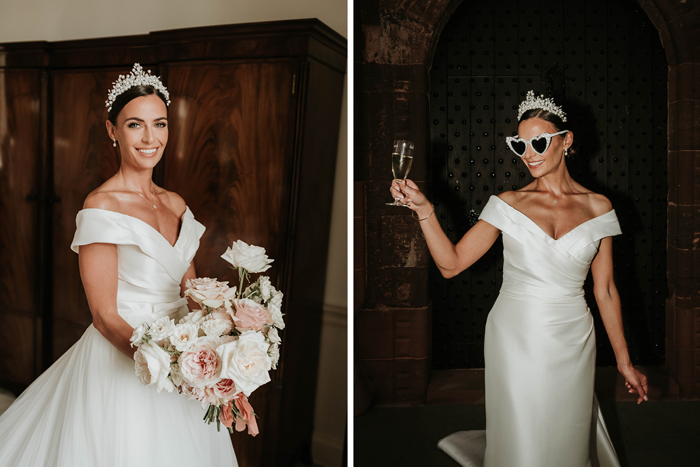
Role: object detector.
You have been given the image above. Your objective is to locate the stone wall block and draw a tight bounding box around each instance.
[645,0,698,25]
[669,63,700,104]
[364,180,429,218]
[666,298,676,374]
[355,90,371,181]
[664,8,700,64]
[356,308,394,360]
[394,306,431,358]
[676,348,693,390]
[669,150,698,205]
[367,215,430,269]
[393,358,429,404]
[668,99,700,151]
[360,63,428,93]
[366,90,429,181]
[670,204,699,250]
[694,308,700,348]
[359,360,394,402]
[676,306,694,349]
[694,349,700,393]
[365,266,430,308]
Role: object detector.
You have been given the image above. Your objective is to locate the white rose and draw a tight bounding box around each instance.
[170,322,199,352]
[170,363,184,387]
[130,323,149,347]
[221,240,274,273]
[258,276,272,301]
[267,326,281,345]
[269,289,283,308]
[134,342,174,393]
[149,317,176,341]
[179,309,207,326]
[201,318,232,337]
[216,331,272,396]
[268,343,280,370]
[269,302,285,330]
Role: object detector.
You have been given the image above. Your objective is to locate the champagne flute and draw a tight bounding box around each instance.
[387,140,414,206]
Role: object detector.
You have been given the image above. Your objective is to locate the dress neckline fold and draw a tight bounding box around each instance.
[489,195,616,242]
[78,206,191,249]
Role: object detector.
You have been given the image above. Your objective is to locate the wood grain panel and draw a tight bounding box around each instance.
[50,67,131,360]
[0,69,42,386]
[163,60,297,467]
[163,60,297,286]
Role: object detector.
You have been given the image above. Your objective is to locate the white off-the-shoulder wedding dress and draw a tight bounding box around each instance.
[438,195,621,467]
[0,207,237,467]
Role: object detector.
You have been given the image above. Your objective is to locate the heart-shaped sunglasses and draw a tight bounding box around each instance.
[505,130,569,157]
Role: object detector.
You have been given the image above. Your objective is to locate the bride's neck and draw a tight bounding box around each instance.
[116,167,156,193]
[534,163,575,197]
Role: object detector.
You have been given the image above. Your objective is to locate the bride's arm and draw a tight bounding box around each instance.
[180,262,198,311]
[391,179,500,278]
[591,236,648,403]
[79,242,137,359]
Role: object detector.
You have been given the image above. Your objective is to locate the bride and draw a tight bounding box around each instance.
[391,91,648,467]
[0,64,237,466]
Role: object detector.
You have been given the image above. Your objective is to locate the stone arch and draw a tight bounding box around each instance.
[356,0,698,403]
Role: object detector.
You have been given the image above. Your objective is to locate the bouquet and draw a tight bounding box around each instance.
[130,240,285,436]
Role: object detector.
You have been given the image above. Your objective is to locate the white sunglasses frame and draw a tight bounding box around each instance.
[505,130,569,157]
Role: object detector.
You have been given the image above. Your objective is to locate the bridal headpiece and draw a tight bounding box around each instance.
[105,63,171,111]
[517,90,567,122]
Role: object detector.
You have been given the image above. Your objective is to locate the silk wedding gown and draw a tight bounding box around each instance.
[0,207,237,466]
[438,195,621,467]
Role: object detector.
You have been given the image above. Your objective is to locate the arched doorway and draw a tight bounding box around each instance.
[356,0,699,403]
[429,0,668,371]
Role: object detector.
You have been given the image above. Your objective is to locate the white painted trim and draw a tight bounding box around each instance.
[322,303,347,328]
[312,431,345,467]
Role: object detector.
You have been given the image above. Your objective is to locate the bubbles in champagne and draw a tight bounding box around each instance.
[392,153,413,181]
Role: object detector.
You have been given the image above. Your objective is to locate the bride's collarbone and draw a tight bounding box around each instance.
[505,194,600,239]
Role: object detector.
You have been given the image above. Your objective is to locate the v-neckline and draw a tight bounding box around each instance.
[491,196,614,242]
[81,207,188,248]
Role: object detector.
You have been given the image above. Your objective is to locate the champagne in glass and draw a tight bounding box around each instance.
[387,140,414,206]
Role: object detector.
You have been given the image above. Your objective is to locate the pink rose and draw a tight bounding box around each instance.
[185,277,236,309]
[178,337,222,388]
[234,395,259,437]
[210,310,235,334]
[232,299,273,331]
[218,401,234,428]
[213,378,238,401]
[181,381,206,402]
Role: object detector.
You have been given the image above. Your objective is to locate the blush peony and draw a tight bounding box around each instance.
[178,336,223,389]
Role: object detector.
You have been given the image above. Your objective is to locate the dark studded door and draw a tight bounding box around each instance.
[429,0,668,369]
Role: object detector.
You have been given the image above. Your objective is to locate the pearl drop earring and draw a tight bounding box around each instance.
[564,148,569,157]
[113,138,117,147]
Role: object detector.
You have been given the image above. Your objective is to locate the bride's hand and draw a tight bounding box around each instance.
[619,364,648,404]
[390,179,431,216]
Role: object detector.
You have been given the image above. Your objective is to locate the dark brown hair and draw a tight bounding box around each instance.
[107,85,168,124]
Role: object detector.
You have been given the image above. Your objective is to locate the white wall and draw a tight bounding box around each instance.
[0,2,347,466]
[0,0,346,42]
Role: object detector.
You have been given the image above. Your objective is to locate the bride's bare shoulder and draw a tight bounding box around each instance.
[158,189,187,217]
[83,180,122,210]
[586,192,613,216]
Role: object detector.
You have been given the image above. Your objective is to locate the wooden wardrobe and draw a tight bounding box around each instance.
[0,19,346,467]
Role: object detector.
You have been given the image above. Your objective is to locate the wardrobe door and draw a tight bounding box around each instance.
[0,69,44,389]
[162,59,298,467]
[50,68,127,361]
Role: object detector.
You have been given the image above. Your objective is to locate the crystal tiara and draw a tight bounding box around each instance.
[517,90,567,122]
[105,63,171,112]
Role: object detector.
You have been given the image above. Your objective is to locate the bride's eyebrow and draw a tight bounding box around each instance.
[124,117,168,123]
